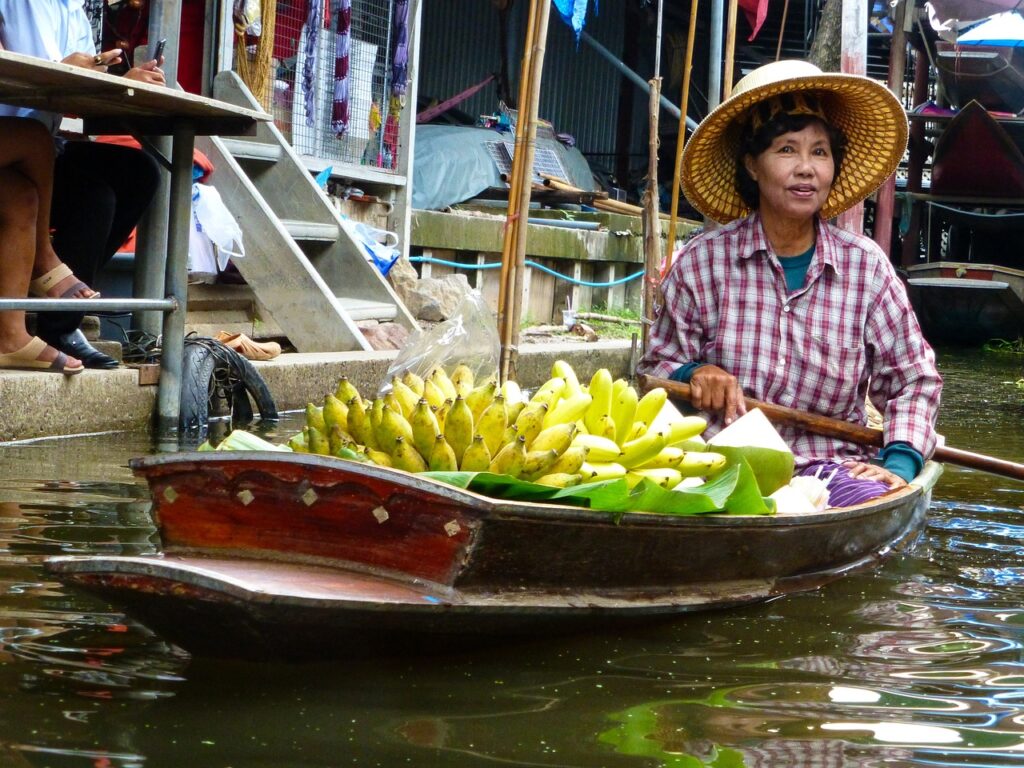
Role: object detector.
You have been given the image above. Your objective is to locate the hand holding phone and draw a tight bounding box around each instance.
[151,38,166,62]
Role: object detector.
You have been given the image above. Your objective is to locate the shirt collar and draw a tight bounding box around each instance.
[740,213,843,276]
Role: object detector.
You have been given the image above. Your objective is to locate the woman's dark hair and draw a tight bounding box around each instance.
[734,111,847,211]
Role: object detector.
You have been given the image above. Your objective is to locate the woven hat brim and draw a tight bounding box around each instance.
[681,73,909,224]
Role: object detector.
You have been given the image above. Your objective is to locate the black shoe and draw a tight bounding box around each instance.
[43,329,119,370]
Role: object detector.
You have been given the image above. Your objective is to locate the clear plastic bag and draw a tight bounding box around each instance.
[379,290,499,395]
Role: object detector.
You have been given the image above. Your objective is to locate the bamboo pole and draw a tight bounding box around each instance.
[498,0,539,382]
[664,0,699,276]
[775,0,791,60]
[722,0,739,98]
[872,0,908,258]
[642,76,662,352]
[503,0,552,383]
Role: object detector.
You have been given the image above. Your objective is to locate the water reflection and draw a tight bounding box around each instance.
[0,349,1021,765]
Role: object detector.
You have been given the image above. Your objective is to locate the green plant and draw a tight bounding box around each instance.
[982,338,1024,355]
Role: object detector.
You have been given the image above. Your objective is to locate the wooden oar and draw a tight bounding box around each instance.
[637,374,1024,482]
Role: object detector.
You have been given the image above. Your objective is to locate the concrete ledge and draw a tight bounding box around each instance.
[0,340,633,441]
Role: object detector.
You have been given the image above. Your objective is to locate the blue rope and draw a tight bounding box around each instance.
[407,256,645,288]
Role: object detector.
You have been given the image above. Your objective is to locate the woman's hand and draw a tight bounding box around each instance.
[63,49,123,71]
[689,365,747,425]
[124,56,166,86]
[843,460,907,489]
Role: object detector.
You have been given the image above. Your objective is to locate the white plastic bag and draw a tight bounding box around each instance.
[190,182,245,276]
[379,290,499,396]
[339,215,400,275]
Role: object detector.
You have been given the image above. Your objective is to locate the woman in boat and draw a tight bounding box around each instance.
[638,60,942,505]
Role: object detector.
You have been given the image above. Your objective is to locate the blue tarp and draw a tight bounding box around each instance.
[411,124,596,210]
[552,0,593,39]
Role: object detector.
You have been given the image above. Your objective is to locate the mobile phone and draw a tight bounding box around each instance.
[151,38,166,62]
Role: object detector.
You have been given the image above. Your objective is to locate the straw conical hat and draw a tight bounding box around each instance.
[681,60,909,223]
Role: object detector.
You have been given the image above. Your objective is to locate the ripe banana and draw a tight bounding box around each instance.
[580,461,627,481]
[410,398,441,460]
[346,396,377,449]
[369,398,385,436]
[378,404,414,451]
[489,435,526,478]
[422,378,447,410]
[665,416,709,446]
[327,424,355,456]
[450,364,475,397]
[529,422,577,455]
[542,391,592,430]
[551,360,582,397]
[334,376,362,407]
[392,436,428,473]
[466,378,497,422]
[611,386,639,445]
[634,446,685,470]
[626,467,683,490]
[572,434,623,462]
[534,472,583,488]
[305,403,326,434]
[322,393,349,434]
[634,387,668,427]
[363,446,393,467]
[476,395,508,457]
[584,368,613,434]
[307,425,329,455]
[523,448,560,479]
[287,431,308,453]
[593,413,618,441]
[435,399,453,432]
[513,401,548,447]
[501,379,524,406]
[402,370,425,397]
[530,377,565,408]
[428,434,459,472]
[619,429,668,469]
[443,395,474,466]
[391,376,420,418]
[459,434,492,472]
[428,365,457,402]
[677,450,728,478]
[545,444,587,475]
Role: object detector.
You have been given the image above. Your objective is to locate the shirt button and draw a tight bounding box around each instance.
[783,305,791,313]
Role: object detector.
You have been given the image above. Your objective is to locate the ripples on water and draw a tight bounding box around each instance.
[0,349,1022,766]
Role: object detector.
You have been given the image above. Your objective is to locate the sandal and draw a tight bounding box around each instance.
[29,263,100,299]
[0,336,84,375]
[214,331,282,361]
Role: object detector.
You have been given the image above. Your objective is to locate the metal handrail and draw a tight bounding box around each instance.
[0,298,177,312]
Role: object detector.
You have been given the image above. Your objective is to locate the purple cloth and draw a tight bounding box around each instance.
[302,0,323,128]
[391,0,410,96]
[798,461,893,507]
[331,0,352,136]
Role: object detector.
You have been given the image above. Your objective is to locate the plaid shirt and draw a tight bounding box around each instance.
[638,213,942,465]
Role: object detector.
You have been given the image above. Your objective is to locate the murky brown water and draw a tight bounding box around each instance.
[1,348,1022,767]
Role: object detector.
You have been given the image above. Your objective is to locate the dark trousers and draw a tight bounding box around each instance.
[38,141,161,339]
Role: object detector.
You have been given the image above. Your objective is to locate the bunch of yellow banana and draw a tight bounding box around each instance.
[538,360,729,491]
[286,361,727,491]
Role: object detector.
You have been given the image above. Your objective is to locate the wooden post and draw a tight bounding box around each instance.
[722,0,739,99]
[498,0,539,382]
[642,76,662,352]
[901,45,931,268]
[836,0,868,234]
[872,0,908,258]
[665,0,699,275]
[504,0,552,382]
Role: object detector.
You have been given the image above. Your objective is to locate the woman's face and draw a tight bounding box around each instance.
[743,121,835,224]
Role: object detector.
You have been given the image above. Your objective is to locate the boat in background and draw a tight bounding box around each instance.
[935,42,1024,115]
[907,262,1024,344]
[46,452,940,659]
[905,101,1024,344]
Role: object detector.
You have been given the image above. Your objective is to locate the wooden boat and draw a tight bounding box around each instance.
[935,43,1024,115]
[930,100,1024,198]
[46,452,942,658]
[906,261,1024,344]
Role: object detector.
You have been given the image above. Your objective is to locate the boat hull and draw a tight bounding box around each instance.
[907,262,1024,344]
[46,453,940,658]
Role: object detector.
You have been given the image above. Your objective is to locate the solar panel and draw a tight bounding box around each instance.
[485,138,569,184]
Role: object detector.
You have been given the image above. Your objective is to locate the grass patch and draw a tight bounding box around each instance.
[580,305,643,340]
[982,338,1024,355]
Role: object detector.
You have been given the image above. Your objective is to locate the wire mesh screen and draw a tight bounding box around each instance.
[258,0,404,173]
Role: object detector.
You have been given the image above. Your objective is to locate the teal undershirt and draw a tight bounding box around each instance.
[669,242,923,482]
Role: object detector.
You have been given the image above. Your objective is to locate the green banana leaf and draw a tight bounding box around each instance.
[421,456,774,518]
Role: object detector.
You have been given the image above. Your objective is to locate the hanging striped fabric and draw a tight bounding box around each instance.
[331,0,353,136]
[302,0,323,127]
